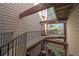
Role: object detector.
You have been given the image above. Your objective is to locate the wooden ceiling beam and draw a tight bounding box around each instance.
[57,13,69,16]
[55,13,71,19]
[19,3,73,18]
[56,9,71,14]
[55,5,73,12]
[56,11,71,15]
[40,18,67,23]
[55,7,73,19]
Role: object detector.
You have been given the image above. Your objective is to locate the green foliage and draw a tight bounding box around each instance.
[47,7,54,20]
[48,24,58,30]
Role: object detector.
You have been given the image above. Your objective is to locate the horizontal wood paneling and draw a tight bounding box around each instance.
[0,3,30,33]
[0,3,41,39]
[67,4,79,55]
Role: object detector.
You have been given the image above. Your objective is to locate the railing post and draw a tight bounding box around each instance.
[26,32,28,56]
[1,33,3,44]
[41,41,43,51]
[41,39,46,50]
[0,33,2,56]
[15,39,17,56]
[64,45,68,56]
[12,41,14,56]
[25,33,27,56]
[0,48,2,56]
[7,43,9,56]
[17,37,20,56]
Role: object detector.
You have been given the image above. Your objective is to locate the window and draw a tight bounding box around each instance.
[39,7,57,21]
[47,7,57,20]
[40,7,66,42]
[47,23,64,36]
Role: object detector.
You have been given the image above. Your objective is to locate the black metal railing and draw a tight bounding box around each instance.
[0,32,27,56]
[0,32,13,56]
[0,32,13,45]
[0,31,42,56]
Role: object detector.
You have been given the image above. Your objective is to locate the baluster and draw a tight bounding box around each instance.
[1,33,2,44]
[12,41,14,56]
[0,33,2,56]
[7,43,9,56]
[64,45,68,56]
[15,39,17,56]
[0,47,2,56]
[17,37,19,55]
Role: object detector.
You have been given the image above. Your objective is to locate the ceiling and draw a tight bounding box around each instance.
[19,3,77,20]
[54,3,77,20]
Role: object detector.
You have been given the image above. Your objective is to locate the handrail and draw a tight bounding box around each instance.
[0,32,27,56]
[0,31,42,56]
[26,38,68,56]
[45,39,68,46]
[44,39,68,55]
[0,32,13,47]
[0,30,65,48]
[27,39,43,52]
[0,31,30,48]
[0,32,25,48]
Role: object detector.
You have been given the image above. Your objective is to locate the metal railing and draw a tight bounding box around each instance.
[0,32,13,45]
[0,32,27,56]
[0,31,42,56]
[0,31,67,56]
[0,32,13,56]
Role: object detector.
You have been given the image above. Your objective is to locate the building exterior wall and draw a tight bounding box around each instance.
[0,3,41,39]
[67,4,79,55]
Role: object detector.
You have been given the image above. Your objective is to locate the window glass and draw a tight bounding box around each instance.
[47,7,57,20]
[39,7,57,21]
[47,23,64,36]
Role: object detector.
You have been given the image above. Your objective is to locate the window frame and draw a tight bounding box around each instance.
[40,20,67,42]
